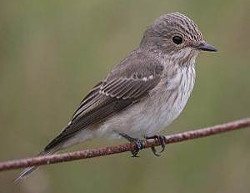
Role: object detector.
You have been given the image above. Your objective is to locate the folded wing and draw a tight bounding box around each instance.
[44,51,164,151]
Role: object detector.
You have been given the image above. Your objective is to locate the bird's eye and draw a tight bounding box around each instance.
[172,36,183,45]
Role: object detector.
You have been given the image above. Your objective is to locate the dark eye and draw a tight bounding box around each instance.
[172,36,183,45]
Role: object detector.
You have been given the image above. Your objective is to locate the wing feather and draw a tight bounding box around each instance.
[44,51,164,151]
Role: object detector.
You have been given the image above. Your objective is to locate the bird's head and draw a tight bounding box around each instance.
[140,12,217,64]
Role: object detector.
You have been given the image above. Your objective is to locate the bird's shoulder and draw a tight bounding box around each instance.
[106,49,164,82]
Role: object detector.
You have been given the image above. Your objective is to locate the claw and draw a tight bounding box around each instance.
[145,135,166,156]
[151,146,161,157]
[131,139,144,157]
[119,133,144,157]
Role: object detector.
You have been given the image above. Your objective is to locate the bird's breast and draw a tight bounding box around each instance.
[142,65,196,136]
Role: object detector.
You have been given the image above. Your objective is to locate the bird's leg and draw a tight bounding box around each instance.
[145,135,166,157]
[119,133,144,157]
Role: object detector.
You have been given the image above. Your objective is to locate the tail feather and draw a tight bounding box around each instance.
[14,124,82,182]
[14,148,58,182]
[14,166,38,182]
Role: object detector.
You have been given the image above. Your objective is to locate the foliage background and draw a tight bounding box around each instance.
[0,0,250,193]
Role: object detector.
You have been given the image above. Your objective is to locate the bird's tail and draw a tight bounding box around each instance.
[14,148,59,182]
[14,124,86,182]
[14,165,39,182]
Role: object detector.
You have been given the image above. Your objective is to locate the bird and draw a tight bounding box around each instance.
[15,12,217,181]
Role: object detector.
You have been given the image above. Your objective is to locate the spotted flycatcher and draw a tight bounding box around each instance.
[16,12,217,180]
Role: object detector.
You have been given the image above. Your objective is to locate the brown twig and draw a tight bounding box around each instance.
[0,118,250,172]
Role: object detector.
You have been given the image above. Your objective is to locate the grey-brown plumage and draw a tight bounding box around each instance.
[44,51,164,151]
[16,12,217,181]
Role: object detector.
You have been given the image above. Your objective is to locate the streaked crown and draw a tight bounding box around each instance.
[154,12,203,41]
[140,12,205,54]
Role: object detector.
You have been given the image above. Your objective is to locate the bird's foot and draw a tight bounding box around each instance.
[119,133,144,157]
[145,135,166,157]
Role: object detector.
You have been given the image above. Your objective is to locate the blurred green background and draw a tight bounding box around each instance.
[0,0,250,193]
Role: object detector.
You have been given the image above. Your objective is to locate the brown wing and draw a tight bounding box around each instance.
[44,51,163,151]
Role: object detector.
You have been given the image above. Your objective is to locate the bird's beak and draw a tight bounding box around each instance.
[197,42,218,52]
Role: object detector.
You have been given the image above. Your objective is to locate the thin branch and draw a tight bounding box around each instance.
[0,118,250,172]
